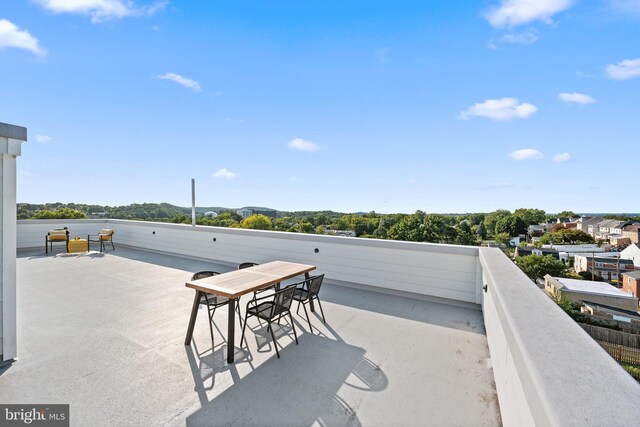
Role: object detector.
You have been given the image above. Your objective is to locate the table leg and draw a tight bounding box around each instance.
[227,298,236,363]
[305,272,316,313]
[184,291,201,345]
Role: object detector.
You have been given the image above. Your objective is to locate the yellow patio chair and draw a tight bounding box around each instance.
[88,229,115,252]
[45,227,69,254]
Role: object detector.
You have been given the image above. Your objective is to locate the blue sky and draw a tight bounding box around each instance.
[1,0,639,213]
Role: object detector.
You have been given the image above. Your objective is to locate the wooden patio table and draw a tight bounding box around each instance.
[184,260,316,363]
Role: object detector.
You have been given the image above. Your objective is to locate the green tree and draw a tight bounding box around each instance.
[484,209,511,237]
[476,221,487,240]
[539,229,594,245]
[454,224,477,245]
[240,214,273,230]
[494,232,511,246]
[297,221,315,234]
[495,215,527,237]
[387,214,424,242]
[514,208,546,225]
[32,208,88,219]
[515,255,568,280]
[556,211,577,218]
[372,226,388,239]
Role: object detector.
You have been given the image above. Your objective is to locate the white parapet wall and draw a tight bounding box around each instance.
[480,247,640,426]
[18,219,481,305]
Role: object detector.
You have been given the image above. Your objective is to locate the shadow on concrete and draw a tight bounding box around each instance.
[185,309,386,426]
[185,333,377,426]
[107,247,233,274]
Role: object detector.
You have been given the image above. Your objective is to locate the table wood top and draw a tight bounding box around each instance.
[185,260,316,299]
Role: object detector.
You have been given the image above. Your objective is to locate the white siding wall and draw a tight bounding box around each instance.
[18,219,481,304]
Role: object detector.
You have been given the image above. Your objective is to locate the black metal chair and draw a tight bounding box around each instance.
[292,274,326,333]
[238,262,279,301]
[240,285,298,358]
[192,271,242,342]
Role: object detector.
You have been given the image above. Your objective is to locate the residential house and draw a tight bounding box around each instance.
[544,275,639,312]
[592,219,627,241]
[515,246,560,260]
[581,301,640,323]
[622,271,640,299]
[609,235,632,250]
[527,224,546,239]
[574,254,636,282]
[621,243,640,268]
[576,216,603,234]
[622,224,640,244]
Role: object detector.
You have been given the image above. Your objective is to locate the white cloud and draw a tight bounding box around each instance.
[459,98,537,121]
[0,19,43,55]
[288,138,320,152]
[212,168,237,179]
[34,0,167,23]
[508,148,543,160]
[156,72,202,92]
[552,152,571,162]
[499,30,539,44]
[486,0,573,28]
[558,92,596,104]
[35,135,52,143]
[605,58,640,80]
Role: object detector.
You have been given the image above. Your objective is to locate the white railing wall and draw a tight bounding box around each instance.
[18,219,481,305]
[480,247,640,426]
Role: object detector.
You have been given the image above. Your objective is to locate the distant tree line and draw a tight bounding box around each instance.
[21,202,632,248]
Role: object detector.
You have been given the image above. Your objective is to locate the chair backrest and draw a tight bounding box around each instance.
[238,262,259,270]
[191,271,221,281]
[271,285,296,318]
[307,274,325,297]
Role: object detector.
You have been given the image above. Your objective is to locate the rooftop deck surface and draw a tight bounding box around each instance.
[2,247,500,426]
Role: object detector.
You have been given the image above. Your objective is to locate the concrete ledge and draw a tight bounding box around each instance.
[0,122,27,141]
[480,247,640,426]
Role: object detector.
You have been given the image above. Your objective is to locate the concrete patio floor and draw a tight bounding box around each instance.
[1,247,500,426]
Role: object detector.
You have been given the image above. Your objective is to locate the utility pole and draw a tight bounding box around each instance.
[191,178,196,227]
[616,253,621,288]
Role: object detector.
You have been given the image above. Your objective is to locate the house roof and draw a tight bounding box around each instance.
[575,255,634,264]
[545,275,637,299]
[582,301,640,320]
[516,247,559,258]
[597,219,626,229]
[622,271,640,279]
[623,224,640,232]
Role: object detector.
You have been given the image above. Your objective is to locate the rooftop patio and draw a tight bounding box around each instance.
[2,247,500,426]
[1,218,638,426]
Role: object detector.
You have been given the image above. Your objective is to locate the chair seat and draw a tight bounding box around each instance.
[247,301,279,320]
[292,288,308,301]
